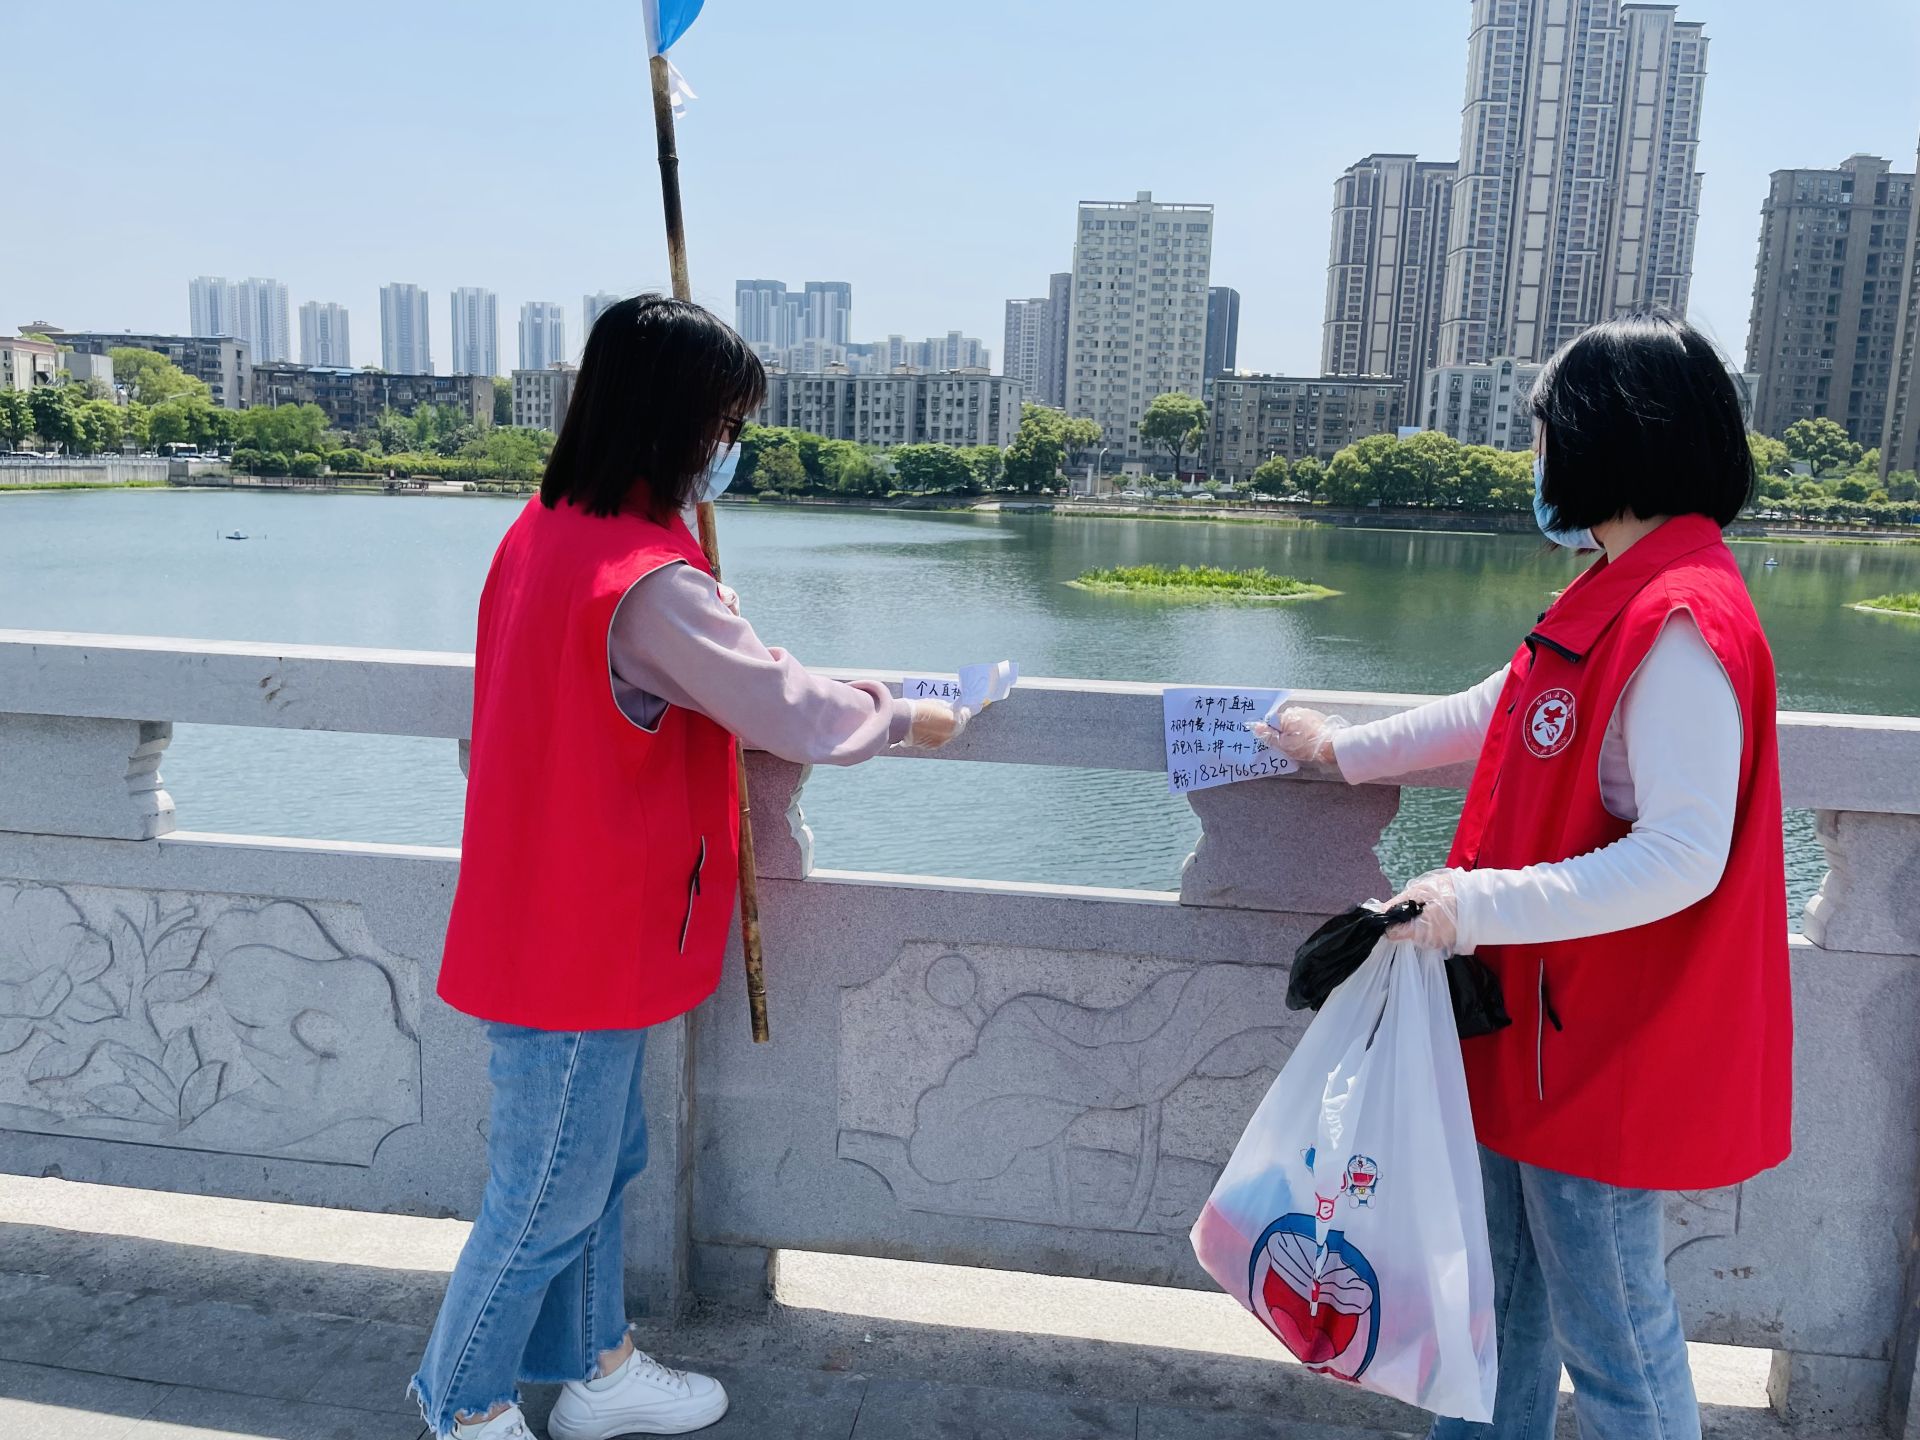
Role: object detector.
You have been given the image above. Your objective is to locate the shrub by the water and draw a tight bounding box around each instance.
[1070,564,1335,599]
[1854,592,1920,616]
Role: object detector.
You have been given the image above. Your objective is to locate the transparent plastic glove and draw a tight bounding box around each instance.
[715,582,741,616]
[1249,706,1350,768]
[1383,869,1461,952]
[905,700,970,749]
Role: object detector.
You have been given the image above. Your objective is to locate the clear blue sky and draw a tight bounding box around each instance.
[5,0,1916,376]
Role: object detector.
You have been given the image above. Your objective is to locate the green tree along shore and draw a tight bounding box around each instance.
[4,360,1917,530]
[1069,564,1337,600]
[734,406,1102,498]
[0,349,556,486]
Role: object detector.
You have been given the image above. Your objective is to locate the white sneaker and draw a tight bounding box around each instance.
[453,1405,534,1439]
[547,1349,729,1438]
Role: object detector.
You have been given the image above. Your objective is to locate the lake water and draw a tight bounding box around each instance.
[5,489,1917,918]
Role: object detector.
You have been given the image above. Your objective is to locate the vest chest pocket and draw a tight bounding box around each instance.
[678,836,707,953]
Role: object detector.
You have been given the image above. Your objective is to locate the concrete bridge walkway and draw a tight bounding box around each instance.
[0,1177,1849,1440]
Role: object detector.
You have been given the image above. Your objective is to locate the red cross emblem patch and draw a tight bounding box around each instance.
[1524,688,1577,759]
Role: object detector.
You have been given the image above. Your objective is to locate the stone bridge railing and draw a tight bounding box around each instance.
[1,630,1917,1434]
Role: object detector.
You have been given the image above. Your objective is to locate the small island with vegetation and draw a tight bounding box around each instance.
[1851,592,1920,618]
[1068,564,1337,601]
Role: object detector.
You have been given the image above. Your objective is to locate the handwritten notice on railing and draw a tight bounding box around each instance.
[902,676,964,703]
[903,661,1018,711]
[1162,687,1296,794]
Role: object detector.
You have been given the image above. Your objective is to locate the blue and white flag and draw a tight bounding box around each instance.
[643,0,705,110]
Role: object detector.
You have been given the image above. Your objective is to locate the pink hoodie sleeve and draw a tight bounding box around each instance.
[607,560,912,765]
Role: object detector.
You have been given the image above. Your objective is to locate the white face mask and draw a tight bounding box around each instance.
[697,441,741,503]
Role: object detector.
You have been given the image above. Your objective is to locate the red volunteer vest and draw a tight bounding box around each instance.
[1448,514,1792,1190]
[438,495,741,1030]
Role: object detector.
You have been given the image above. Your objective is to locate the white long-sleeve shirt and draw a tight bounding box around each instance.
[1333,613,1743,953]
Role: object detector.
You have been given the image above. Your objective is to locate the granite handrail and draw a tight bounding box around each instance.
[1,629,1917,1435]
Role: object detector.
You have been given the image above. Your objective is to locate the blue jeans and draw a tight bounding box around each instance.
[411,1023,650,1437]
[1431,1148,1700,1440]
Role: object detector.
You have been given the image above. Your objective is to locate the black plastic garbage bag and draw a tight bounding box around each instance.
[1288,902,1512,1039]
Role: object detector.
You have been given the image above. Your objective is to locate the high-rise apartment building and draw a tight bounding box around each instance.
[1045,271,1072,407]
[735,278,850,351]
[1067,191,1214,462]
[298,302,351,368]
[189,276,239,338]
[1322,155,1455,395]
[1884,137,1920,479]
[381,283,432,375]
[1747,154,1915,447]
[1436,1,1708,368]
[801,333,987,374]
[1205,287,1241,377]
[234,278,291,364]
[735,280,787,346]
[518,301,567,373]
[450,287,499,377]
[924,332,988,371]
[803,281,852,347]
[1003,298,1050,396]
[583,292,621,347]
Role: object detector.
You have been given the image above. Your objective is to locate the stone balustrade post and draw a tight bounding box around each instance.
[0,714,173,840]
[743,753,813,882]
[1179,774,1398,913]
[1787,808,1920,1437]
[1802,810,1920,958]
[675,754,815,1313]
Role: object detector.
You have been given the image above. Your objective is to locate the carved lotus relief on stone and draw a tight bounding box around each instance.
[0,881,421,1165]
[838,942,1307,1235]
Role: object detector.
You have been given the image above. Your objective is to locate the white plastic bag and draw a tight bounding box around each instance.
[1190,936,1498,1422]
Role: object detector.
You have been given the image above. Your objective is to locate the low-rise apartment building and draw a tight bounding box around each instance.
[52,332,251,409]
[1419,358,1542,451]
[511,366,577,433]
[754,370,1021,449]
[0,336,60,391]
[249,365,492,430]
[1205,374,1403,481]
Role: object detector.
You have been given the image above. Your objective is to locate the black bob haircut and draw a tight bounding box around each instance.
[1530,310,1755,532]
[541,294,766,521]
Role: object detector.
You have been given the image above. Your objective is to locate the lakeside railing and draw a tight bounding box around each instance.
[0,629,1916,1434]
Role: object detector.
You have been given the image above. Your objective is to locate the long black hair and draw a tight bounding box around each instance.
[541,293,765,521]
[1530,310,1755,531]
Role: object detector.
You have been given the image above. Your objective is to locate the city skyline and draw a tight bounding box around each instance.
[6,1,1917,380]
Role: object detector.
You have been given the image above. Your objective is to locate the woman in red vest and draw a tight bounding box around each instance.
[1258,313,1790,1439]
[410,296,967,1440]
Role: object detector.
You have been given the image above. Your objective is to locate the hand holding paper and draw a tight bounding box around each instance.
[905,701,970,749]
[1249,701,1348,768]
[899,661,1017,749]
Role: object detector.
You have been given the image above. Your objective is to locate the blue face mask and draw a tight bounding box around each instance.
[1533,454,1597,552]
[698,441,741,503]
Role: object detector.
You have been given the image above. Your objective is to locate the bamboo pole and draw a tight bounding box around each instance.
[649,53,771,1044]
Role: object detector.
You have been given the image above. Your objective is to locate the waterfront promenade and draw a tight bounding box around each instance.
[1,629,1916,1437]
